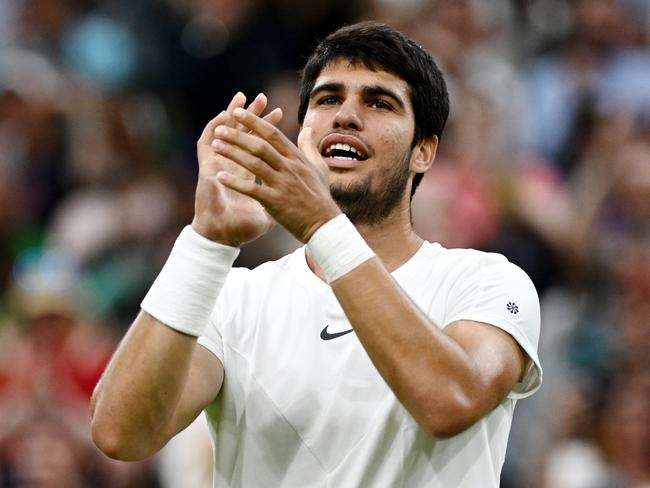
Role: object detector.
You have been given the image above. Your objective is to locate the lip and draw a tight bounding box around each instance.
[319,133,371,169]
[324,157,365,169]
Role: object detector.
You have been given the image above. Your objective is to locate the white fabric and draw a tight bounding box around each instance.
[157,412,213,488]
[198,242,542,487]
[306,213,375,283]
[141,225,239,336]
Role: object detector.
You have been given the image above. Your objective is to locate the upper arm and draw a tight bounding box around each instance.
[444,319,528,413]
[164,344,224,439]
[443,254,542,403]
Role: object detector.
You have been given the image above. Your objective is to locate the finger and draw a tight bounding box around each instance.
[232,107,294,157]
[297,126,324,168]
[263,107,284,128]
[247,93,267,117]
[200,152,243,177]
[201,92,247,146]
[234,93,267,133]
[211,139,278,184]
[225,92,247,127]
[250,109,283,167]
[214,125,285,170]
[216,170,271,202]
[198,111,228,146]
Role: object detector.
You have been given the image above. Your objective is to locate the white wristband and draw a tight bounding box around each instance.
[306,214,376,283]
[141,225,239,336]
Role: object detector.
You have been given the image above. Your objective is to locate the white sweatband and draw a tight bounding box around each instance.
[306,214,376,283]
[141,225,239,336]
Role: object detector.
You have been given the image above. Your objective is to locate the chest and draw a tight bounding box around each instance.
[224,283,390,403]
[219,282,418,461]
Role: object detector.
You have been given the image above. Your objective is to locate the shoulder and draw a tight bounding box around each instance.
[434,246,543,397]
[433,245,529,282]
[427,244,539,318]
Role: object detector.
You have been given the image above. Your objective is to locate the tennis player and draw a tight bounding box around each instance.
[91,22,542,487]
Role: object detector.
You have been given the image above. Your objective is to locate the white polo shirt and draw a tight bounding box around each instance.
[198,242,542,487]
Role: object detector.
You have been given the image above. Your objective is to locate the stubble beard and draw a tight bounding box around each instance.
[329,151,412,226]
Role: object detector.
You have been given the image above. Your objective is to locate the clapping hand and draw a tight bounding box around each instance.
[193,92,283,246]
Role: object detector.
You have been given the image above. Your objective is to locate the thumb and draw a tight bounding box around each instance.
[297,127,324,168]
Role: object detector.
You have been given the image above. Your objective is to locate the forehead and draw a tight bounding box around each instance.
[315,58,411,102]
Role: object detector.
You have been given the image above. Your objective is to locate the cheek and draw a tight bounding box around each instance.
[378,123,413,159]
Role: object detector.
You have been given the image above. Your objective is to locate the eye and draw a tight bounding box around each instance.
[317,96,339,106]
[370,99,393,110]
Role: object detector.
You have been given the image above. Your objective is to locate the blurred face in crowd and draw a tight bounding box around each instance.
[572,0,627,43]
[7,421,84,488]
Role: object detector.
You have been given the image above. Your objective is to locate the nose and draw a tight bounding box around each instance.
[334,100,363,131]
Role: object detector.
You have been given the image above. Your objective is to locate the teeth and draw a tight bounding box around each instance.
[325,142,366,158]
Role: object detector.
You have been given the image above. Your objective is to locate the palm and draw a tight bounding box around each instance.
[196,148,274,245]
[193,93,281,246]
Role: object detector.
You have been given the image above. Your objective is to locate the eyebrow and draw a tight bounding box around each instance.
[309,82,344,101]
[309,82,406,110]
[363,85,405,110]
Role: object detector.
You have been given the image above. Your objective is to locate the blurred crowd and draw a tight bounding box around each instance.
[0,0,649,486]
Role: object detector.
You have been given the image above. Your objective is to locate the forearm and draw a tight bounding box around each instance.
[331,259,490,437]
[91,95,283,460]
[91,312,199,460]
[206,105,525,435]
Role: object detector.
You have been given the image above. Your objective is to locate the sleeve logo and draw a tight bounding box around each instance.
[506,301,519,314]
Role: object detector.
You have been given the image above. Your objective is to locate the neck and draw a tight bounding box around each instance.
[306,200,423,281]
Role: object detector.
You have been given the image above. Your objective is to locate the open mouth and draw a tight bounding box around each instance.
[322,143,368,161]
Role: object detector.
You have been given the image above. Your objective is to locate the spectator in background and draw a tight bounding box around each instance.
[0,248,155,486]
[523,0,650,176]
[501,2,650,483]
[0,49,67,230]
[0,0,649,486]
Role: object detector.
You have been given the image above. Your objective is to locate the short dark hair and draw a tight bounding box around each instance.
[298,21,449,195]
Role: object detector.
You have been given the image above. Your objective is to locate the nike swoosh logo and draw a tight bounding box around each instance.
[320,325,354,341]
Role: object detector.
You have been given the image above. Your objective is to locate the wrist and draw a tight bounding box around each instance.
[306,214,376,283]
[141,225,239,336]
[191,218,241,248]
[300,205,342,243]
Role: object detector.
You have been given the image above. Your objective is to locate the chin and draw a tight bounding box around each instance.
[329,177,365,197]
[329,168,368,187]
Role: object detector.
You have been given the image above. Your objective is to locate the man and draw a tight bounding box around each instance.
[91,22,542,487]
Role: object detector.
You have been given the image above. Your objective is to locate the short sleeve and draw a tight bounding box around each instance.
[197,267,249,365]
[445,253,542,399]
[197,316,224,364]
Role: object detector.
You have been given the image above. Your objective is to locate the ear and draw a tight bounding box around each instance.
[410,135,438,174]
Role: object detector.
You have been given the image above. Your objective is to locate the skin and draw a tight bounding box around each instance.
[90,93,282,460]
[90,60,527,461]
